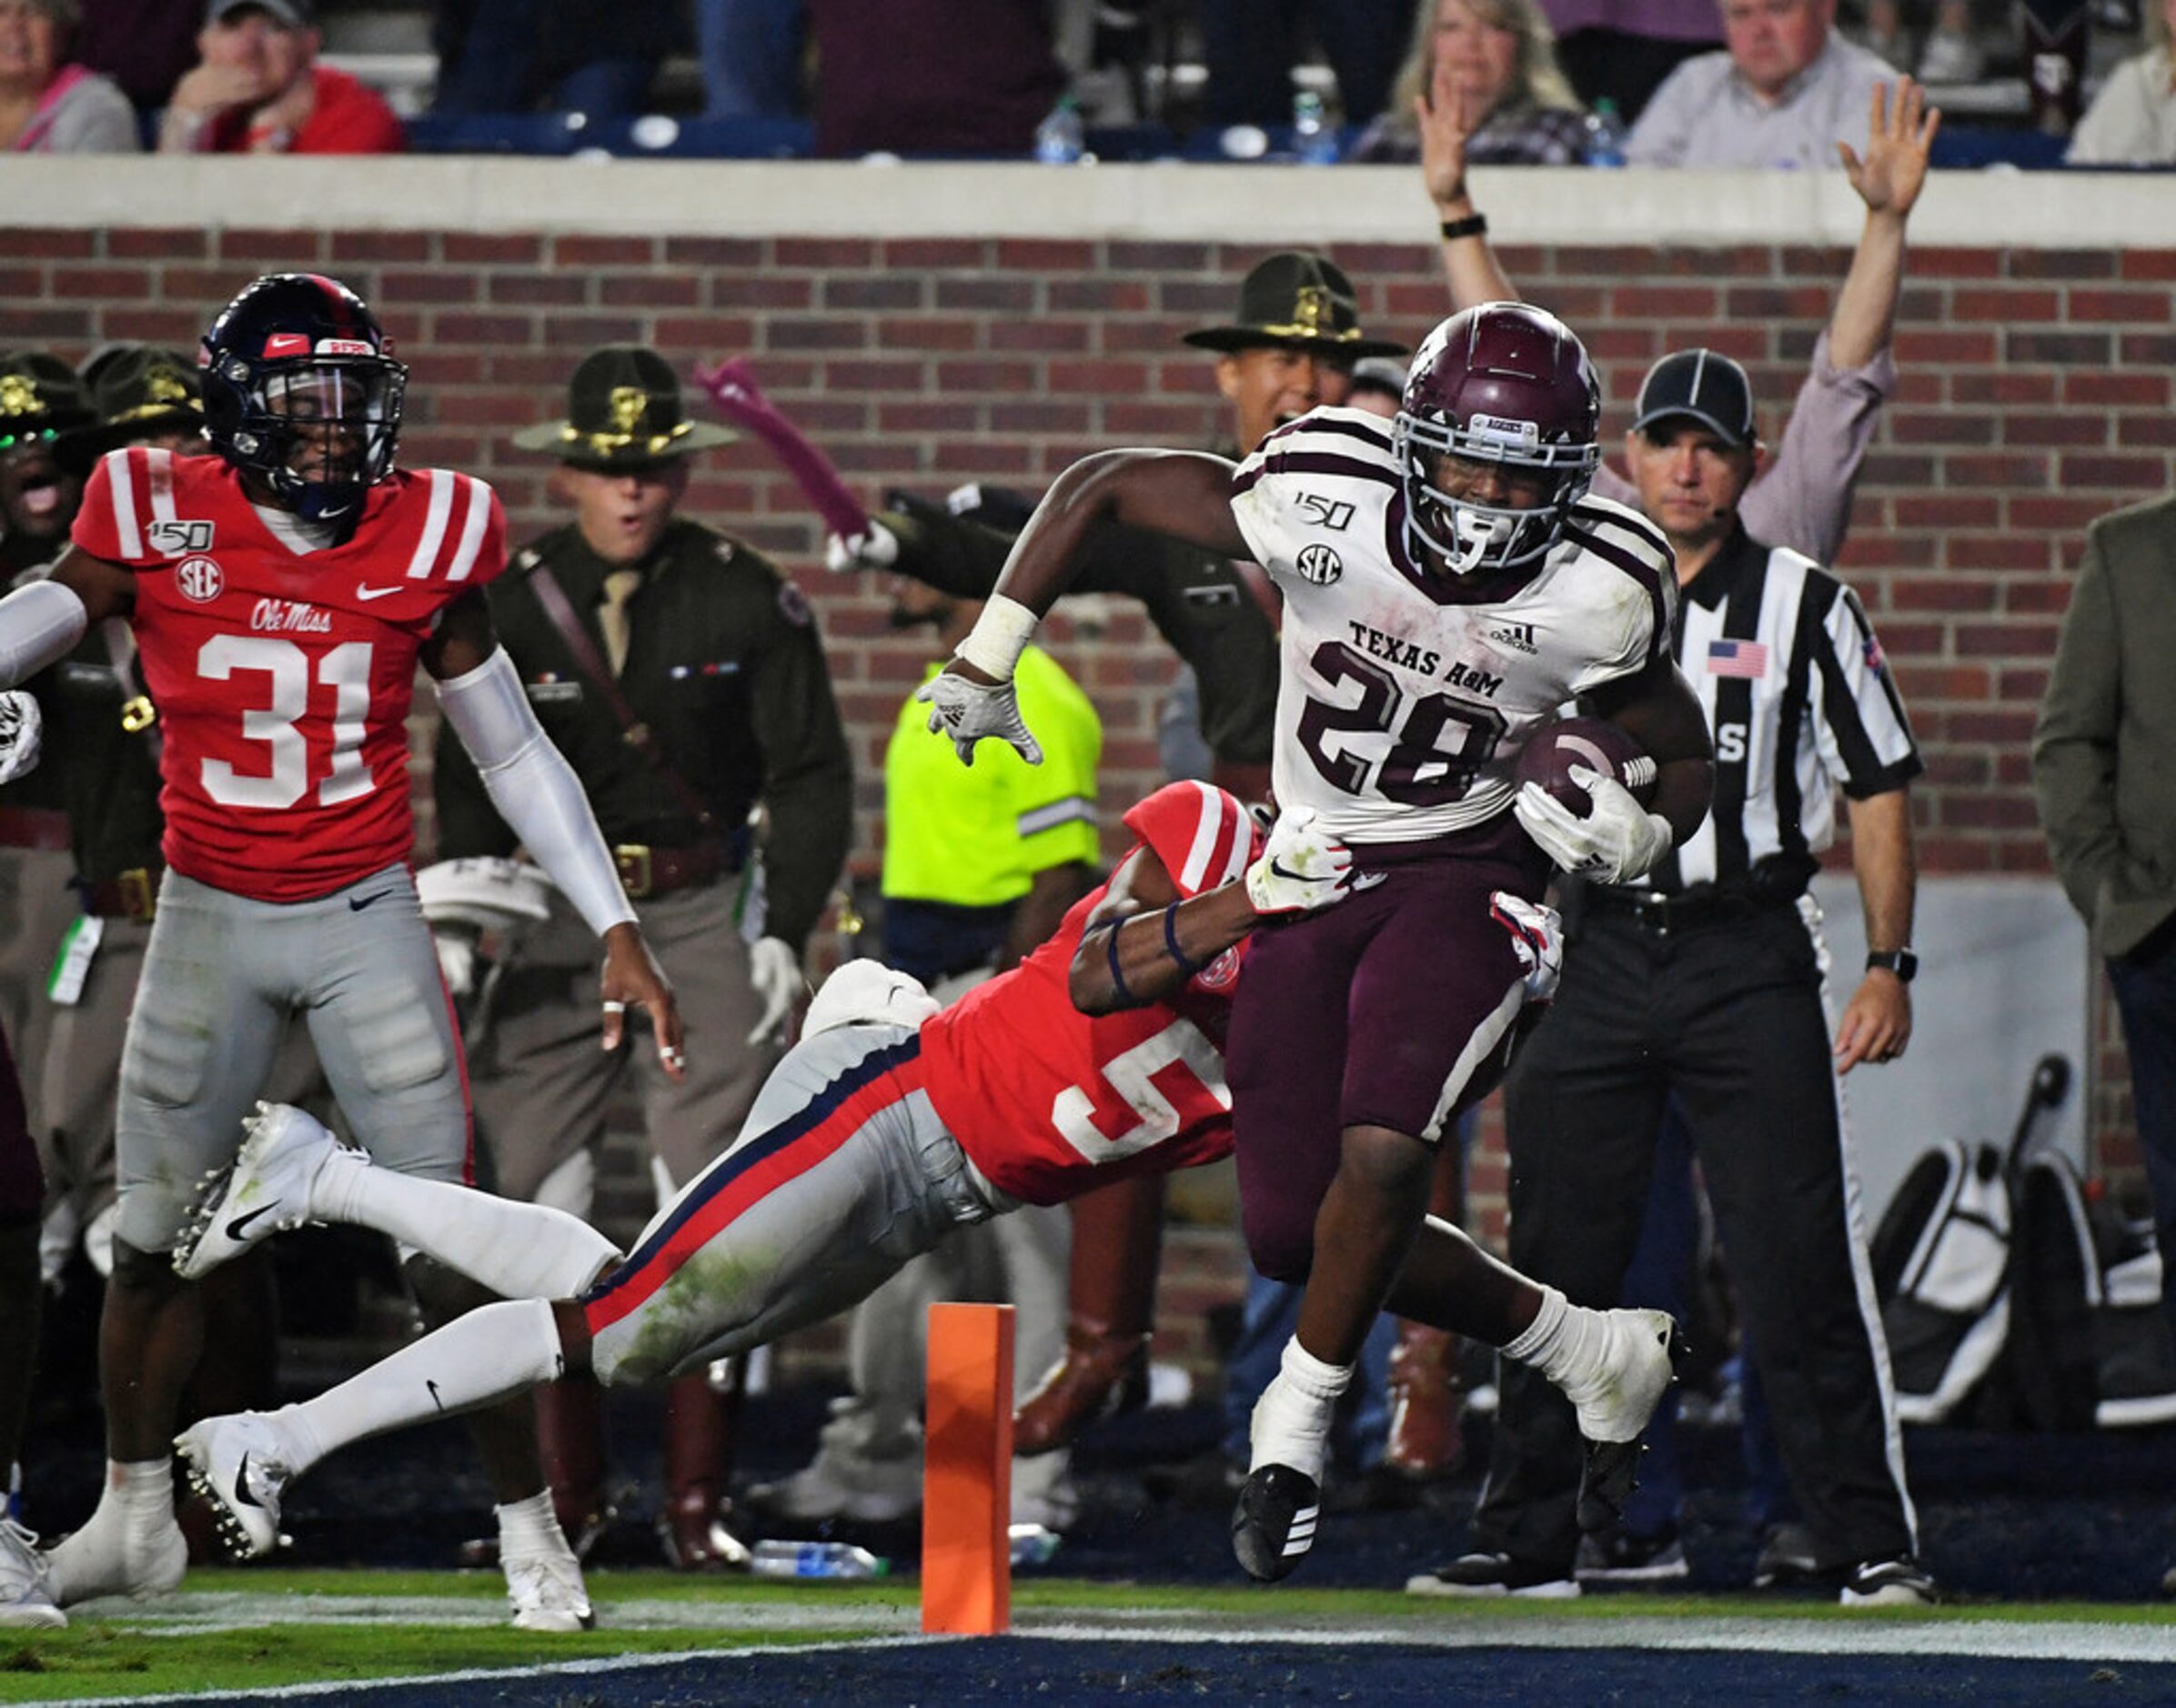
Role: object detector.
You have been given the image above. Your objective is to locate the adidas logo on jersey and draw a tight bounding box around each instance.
[1486,621,1539,655]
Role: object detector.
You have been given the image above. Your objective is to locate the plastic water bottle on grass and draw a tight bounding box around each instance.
[750,1540,891,1580]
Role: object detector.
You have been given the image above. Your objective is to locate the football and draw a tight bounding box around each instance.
[1514,717,1658,817]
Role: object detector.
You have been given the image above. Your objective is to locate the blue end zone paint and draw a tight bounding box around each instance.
[185,1641,2176,1707]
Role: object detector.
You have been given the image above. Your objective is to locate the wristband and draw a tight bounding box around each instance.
[953,592,1040,682]
[1439,214,1488,241]
[1163,906,1206,981]
[1103,917,1136,1006]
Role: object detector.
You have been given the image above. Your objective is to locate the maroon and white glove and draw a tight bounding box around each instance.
[1490,891,1564,1005]
[1244,807,1383,917]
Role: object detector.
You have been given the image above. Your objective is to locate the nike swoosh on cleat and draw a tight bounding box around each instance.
[224,1203,280,1242]
[233,1452,265,1510]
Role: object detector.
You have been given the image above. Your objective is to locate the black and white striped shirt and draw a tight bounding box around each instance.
[1640,526,1920,899]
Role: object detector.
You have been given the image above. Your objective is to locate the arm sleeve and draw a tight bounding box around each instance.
[434,647,634,936]
[2031,524,2126,920]
[747,581,855,954]
[0,580,89,688]
[429,713,519,861]
[1738,329,1897,568]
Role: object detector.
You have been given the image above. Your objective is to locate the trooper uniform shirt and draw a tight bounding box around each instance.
[435,516,852,955]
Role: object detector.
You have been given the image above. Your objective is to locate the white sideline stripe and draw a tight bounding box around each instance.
[57,1603,2176,1703]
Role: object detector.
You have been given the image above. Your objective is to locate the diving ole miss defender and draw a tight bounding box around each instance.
[913,301,1718,1578]
[0,274,680,1633]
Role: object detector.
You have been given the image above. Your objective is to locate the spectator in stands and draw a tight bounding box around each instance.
[1352,0,1592,165]
[696,0,803,120]
[70,0,202,121]
[1196,0,1415,131]
[157,0,404,155]
[1538,0,1721,123]
[1626,0,1891,166]
[2065,0,2176,163]
[431,0,678,122]
[806,0,1063,157]
[0,0,138,152]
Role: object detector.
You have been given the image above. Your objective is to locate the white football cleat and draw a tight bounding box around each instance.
[504,1545,595,1632]
[0,1519,64,1628]
[174,1102,346,1281]
[176,1413,291,1561]
[1570,1307,1678,1444]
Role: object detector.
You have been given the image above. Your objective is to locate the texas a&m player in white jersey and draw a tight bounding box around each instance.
[915,301,1715,1579]
[166,781,1668,1581]
[0,275,680,1633]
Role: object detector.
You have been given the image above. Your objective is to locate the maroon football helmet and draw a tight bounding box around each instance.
[1394,303,1600,576]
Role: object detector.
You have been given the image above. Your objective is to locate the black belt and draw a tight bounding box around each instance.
[1586,886,1793,937]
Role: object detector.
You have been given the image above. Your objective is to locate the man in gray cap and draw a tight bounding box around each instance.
[433,345,852,1571]
[158,0,405,154]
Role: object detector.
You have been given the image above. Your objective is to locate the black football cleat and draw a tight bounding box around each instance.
[1231,1463,1321,1582]
[1574,1316,1687,1534]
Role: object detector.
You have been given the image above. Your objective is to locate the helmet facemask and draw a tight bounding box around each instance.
[1395,407,1597,578]
[218,356,405,527]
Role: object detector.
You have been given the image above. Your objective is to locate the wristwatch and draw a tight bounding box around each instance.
[1865,948,1919,983]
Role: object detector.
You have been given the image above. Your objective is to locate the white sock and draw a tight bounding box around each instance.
[1246,1338,1353,1482]
[497,1489,574,1562]
[1501,1285,1615,1409]
[277,1298,568,1473]
[45,1458,182,1604]
[318,1154,620,1299]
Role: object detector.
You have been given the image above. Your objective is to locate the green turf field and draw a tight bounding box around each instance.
[5,1570,2172,1702]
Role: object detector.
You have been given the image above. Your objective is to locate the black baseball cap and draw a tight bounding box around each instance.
[1631,348,1755,448]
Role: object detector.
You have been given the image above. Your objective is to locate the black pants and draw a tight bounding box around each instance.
[1475,899,1916,1574]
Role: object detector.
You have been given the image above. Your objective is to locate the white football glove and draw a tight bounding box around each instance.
[0,690,43,786]
[1244,806,1384,917]
[823,520,901,575]
[1514,764,1674,884]
[1490,891,1564,1005]
[746,935,803,1047]
[912,668,1044,767]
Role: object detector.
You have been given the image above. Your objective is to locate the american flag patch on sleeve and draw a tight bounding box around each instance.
[1707,638,1768,678]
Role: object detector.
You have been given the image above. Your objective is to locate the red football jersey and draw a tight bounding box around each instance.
[72,447,506,902]
[918,780,1260,1205]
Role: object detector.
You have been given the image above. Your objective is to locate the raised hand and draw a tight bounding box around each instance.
[1419,55,1478,211]
[1838,76,1940,219]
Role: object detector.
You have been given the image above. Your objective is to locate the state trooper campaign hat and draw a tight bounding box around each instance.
[0,353,97,457]
[60,346,203,470]
[511,345,738,469]
[1181,252,1407,359]
[1631,348,1757,448]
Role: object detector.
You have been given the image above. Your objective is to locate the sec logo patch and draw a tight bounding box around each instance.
[1295,543,1342,586]
[176,557,224,603]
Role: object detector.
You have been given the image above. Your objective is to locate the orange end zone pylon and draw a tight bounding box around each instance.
[922,1301,1015,1634]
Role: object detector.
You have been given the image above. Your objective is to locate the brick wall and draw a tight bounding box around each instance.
[5,211,2170,1372]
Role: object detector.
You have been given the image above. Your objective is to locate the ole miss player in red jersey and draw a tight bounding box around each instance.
[0,275,680,1633]
[164,782,1670,1592]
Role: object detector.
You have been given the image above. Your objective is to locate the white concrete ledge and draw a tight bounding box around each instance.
[1,156,2169,248]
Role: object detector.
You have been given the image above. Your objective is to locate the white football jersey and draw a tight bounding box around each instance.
[1230,407,1677,845]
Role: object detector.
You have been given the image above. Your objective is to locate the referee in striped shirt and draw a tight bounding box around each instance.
[1437,348,1934,1606]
